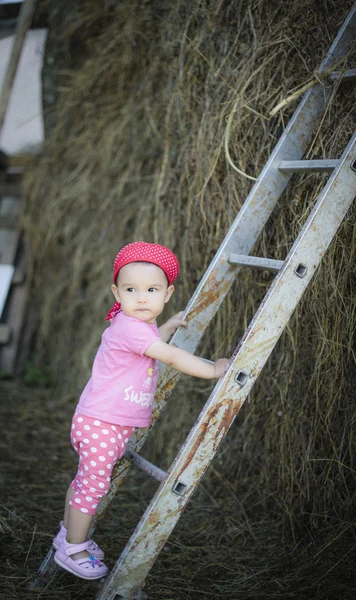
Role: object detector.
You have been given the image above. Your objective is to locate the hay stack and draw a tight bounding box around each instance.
[22,0,355,595]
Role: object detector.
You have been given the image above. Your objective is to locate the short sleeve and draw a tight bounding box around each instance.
[115,319,160,356]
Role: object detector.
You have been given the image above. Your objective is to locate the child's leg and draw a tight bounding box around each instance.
[63,486,76,528]
[63,413,84,528]
[65,414,135,560]
[66,506,94,559]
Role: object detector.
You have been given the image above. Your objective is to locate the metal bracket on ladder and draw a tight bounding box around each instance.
[30,5,356,598]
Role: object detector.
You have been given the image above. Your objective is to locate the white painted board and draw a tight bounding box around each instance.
[0,28,47,154]
[0,263,14,317]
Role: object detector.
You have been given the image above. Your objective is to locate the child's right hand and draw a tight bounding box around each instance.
[146,340,230,380]
[214,358,230,378]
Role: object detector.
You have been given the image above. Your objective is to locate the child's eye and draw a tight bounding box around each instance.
[148,287,157,292]
[127,287,135,292]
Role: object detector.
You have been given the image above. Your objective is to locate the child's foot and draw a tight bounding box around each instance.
[52,521,104,559]
[54,540,108,580]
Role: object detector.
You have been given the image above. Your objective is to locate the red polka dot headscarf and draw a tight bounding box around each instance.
[105,241,180,320]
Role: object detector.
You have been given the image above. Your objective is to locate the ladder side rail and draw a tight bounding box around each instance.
[96,136,356,600]
[318,4,356,70]
[91,12,356,525]
[29,548,57,590]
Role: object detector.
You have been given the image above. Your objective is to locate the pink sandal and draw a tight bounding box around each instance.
[54,540,108,580]
[52,521,104,559]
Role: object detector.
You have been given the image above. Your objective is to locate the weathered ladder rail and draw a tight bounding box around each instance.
[97,136,356,600]
[30,5,356,596]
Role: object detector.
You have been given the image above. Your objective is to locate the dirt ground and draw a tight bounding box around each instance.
[1,380,355,600]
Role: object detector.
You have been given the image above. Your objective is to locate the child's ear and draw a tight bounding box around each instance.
[111,284,120,303]
[165,285,174,303]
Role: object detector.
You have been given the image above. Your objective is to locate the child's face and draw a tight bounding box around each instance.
[111,262,174,323]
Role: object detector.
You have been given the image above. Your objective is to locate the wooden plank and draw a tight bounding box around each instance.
[0,170,24,197]
[0,323,11,345]
[0,151,8,168]
[0,228,21,269]
[0,214,18,229]
[5,172,23,183]
[0,182,22,197]
[7,154,35,169]
[0,196,21,217]
[12,266,25,285]
[0,242,28,372]
[0,197,21,264]
[0,0,38,135]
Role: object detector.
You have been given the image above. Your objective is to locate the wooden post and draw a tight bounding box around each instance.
[0,0,37,137]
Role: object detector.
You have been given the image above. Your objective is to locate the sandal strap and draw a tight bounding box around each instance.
[64,540,90,556]
[75,556,95,566]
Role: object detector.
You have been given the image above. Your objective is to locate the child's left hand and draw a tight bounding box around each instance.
[166,311,188,332]
[159,311,188,342]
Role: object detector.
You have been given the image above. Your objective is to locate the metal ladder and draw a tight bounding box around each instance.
[31,6,356,598]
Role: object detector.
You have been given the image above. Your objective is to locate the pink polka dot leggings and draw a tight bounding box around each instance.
[69,413,135,515]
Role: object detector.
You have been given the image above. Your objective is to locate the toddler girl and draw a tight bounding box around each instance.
[53,241,229,579]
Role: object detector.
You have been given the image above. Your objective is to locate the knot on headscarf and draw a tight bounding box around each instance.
[105,241,180,320]
[106,301,122,320]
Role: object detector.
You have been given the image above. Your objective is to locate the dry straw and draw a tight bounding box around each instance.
[16,0,356,596]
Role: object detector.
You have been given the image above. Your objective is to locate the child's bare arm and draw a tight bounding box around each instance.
[145,340,229,379]
[159,311,188,342]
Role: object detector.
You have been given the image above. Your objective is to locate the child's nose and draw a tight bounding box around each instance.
[137,293,147,303]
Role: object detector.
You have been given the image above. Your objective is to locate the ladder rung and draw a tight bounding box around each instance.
[328,68,356,82]
[279,159,339,173]
[228,253,284,271]
[124,447,166,482]
[200,357,214,364]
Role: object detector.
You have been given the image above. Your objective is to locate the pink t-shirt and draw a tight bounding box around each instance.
[76,311,160,427]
